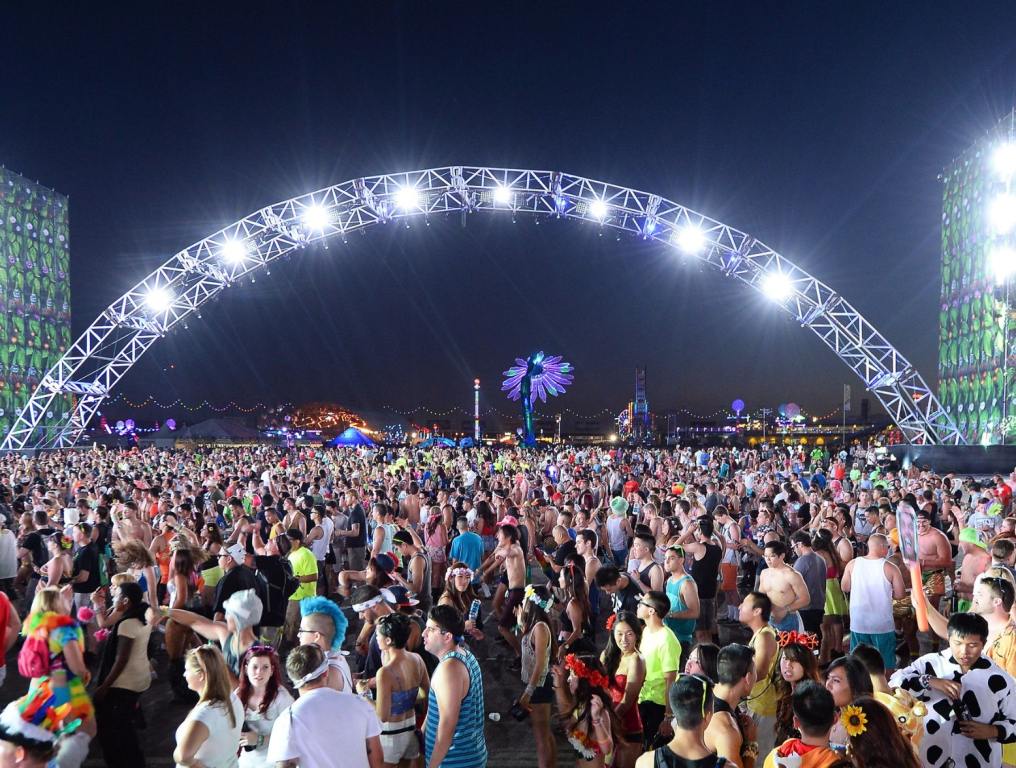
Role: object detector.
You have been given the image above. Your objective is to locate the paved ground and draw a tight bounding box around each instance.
[1,583,758,767]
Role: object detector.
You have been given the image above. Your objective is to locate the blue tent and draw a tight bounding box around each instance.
[327,427,376,447]
[419,436,455,448]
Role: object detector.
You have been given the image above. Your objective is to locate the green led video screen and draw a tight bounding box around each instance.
[938,150,1011,443]
[0,167,73,437]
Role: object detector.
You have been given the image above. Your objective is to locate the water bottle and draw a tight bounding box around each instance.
[469,599,481,623]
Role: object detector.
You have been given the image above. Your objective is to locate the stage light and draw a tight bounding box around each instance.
[492,185,513,205]
[990,245,1016,283]
[675,225,706,254]
[990,194,1016,234]
[221,239,247,264]
[588,199,608,221]
[301,203,330,231]
[145,287,173,313]
[762,271,793,302]
[993,142,1016,179]
[394,186,421,210]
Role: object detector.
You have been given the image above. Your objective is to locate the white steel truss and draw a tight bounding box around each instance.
[1,166,964,449]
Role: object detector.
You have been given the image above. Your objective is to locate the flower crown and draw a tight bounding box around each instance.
[524,584,554,612]
[841,704,867,737]
[777,630,819,650]
[563,653,610,690]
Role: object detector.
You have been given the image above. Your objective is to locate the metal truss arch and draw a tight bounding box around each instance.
[2,166,964,449]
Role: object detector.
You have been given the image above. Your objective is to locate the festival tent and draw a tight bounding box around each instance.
[177,418,264,443]
[419,436,455,448]
[327,427,376,448]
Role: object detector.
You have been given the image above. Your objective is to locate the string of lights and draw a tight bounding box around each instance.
[107,393,847,422]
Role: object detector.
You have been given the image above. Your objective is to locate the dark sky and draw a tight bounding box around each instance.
[3,3,1016,424]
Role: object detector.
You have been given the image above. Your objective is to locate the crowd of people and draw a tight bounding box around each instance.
[0,441,1014,768]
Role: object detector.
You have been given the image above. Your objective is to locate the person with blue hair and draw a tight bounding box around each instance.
[298,596,353,693]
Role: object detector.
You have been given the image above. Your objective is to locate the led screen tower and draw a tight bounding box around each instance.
[938,110,1016,444]
[0,167,72,438]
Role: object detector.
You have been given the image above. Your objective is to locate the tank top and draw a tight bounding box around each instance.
[521,621,551,688]
[664,575,697,643]
[691,544,721,599]
[411,551,433,614]
[425,648,487,768]
[721,523,739,565]
[652,745,725,768]
[848,557,894,633]
[609,665,644,735]
[747,625,778,717]
[606,516,627,551]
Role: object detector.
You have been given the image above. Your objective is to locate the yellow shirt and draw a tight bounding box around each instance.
[987,622,1016,764]
[288,546,318,601]
[748,625,778,717]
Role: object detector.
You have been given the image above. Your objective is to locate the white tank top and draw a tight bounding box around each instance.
[606,516,626,550]
[848,557,894,634]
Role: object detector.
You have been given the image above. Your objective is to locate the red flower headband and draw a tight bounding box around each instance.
[564,654,610,690]
[777,630,819,650]
[605,613,617,631]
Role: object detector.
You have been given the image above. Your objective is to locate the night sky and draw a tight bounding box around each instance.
[3,4,1016,425]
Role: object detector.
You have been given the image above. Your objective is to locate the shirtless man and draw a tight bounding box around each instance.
[916,506,953,610]
[758,540,811,633]
[112,501,152,547]
[954,529,991,611]
[281,497,307,538]
[488,522,526,658]
[400,481,422,529]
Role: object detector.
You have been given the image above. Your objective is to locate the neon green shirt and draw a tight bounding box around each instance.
[637,625,682,706]
[288,546,318,601]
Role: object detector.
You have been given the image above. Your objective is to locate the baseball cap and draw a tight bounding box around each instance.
[374,553,396,573]
[225,543,247,565]
[497,515,520,528]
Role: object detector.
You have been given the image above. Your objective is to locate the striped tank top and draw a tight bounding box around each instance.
[425,648,487,768]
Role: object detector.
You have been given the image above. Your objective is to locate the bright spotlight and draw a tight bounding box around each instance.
[492,185,513,205]
[990,194,1016,234]
[145,287,173,313]
[990,245,1016,283]
[993,142,1016,179]
[675,226,706,254]
[221,239,247,264]
[762,272,793,302]
[394,186,421,210]
[588,199,609,221]
[301,203,330,231]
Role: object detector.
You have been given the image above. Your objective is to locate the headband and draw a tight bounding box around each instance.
[524,583,554,612]
[777,630,819,650]
[289,656,330,689]
[448,567,474,579]
[352,594,384,613]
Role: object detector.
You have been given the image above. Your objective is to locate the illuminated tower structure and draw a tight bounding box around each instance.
[632,366,651,444]
[938,110,1016,444]
[0,166,72,437]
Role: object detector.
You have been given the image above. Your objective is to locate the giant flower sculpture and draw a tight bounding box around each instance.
[502,351,573,446]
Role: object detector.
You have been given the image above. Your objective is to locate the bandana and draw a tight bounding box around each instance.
[289,656,330,689]
[352,595,384,613]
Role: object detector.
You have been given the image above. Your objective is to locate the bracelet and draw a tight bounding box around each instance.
[524,684,536,697]
[919,673,932,690]
[257,734,265,749]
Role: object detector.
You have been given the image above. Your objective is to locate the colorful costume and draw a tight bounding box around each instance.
[19,611,92,735]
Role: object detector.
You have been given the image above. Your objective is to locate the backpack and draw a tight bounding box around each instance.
[18,633,51,678]
[256,558,299,625]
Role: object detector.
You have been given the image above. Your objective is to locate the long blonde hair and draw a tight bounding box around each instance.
[186,646,237,727]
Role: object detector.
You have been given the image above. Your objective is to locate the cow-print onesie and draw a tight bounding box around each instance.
[889,650,1016,768]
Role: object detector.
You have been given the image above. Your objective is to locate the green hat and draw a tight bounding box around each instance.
[959,527,987,550]
[609,497,629,517]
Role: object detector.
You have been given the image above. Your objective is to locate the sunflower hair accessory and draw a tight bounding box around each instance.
[524,584,554,611]
[841,704,867,737]
[777,630,819,650]
[563,654,610,690]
